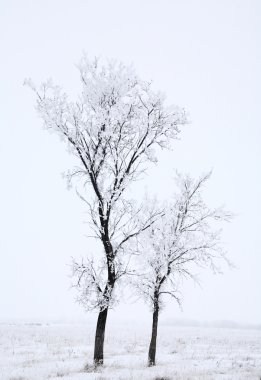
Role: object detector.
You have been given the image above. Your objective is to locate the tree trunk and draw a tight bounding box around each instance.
[93,307,108,366]
[148,302,159,366]
[93,219,115,366]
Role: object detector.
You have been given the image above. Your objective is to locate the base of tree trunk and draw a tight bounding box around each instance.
[148,358,156,366]
[148,303,159,367]
[93,361,103,368]
[93,307,108,366]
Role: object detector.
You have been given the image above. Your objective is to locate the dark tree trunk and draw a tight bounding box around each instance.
[148,300,159,366]
[93,215,115,366]
[93,307,108,366]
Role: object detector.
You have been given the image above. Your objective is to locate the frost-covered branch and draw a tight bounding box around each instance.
[130,172,232,312]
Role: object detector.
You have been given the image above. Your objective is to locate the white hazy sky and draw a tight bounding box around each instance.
[0,0,260,325]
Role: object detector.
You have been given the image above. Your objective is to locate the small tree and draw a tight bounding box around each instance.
[26,56,187,365]
[130,173,232,366]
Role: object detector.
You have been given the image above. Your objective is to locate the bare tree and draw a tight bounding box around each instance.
[129,173,232,366]
[25,56,187,365]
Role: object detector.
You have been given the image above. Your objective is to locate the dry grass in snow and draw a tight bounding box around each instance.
[1,320,261,380]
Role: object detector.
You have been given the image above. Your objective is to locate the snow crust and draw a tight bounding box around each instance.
[1,321,261,380]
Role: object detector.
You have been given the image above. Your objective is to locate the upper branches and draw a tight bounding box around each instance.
[25,56,187,221]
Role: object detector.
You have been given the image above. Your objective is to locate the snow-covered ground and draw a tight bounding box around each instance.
[1,320,261,380]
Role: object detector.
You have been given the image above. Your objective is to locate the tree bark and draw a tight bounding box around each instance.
[93,307,108,366]
[148,301,159,366]
[93,217,115,366]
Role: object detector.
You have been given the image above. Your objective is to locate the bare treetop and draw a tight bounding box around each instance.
[25,57,186,211]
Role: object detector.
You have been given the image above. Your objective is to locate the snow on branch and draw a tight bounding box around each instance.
[25,56,187,214]
[71,256,118,311]
[128,172,233,311]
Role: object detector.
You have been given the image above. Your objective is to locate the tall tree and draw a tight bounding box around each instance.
[26,56,187,365]
[129,173,232,366]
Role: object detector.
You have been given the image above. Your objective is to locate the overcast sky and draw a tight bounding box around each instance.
[0,0,260,325]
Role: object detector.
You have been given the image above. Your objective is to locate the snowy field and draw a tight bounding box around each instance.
[1,321,261,380]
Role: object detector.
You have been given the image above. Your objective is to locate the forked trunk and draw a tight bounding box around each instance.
[148,301,159,366]
[93,307,108,366]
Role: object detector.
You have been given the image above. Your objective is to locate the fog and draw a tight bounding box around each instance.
[0,0,260,325]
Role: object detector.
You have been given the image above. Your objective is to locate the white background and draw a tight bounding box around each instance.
[0,0,260,324]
